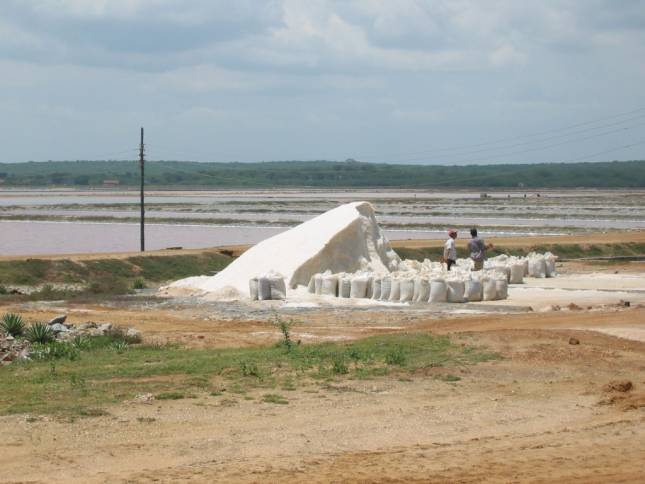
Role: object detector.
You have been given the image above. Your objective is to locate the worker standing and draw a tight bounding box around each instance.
[468,227,492,271]
[443,229,458,271]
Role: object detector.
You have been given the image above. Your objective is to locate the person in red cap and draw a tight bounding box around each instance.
[443,229,458,271]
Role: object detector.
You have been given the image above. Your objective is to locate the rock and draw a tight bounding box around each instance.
[98,323,113,333]
[48,315,67,326]
[6,335,15,342]
[568,337,580,345]
[567,303,582,311]
[50,323,69,333]
[603,380,633,393]
[78,322,98,330]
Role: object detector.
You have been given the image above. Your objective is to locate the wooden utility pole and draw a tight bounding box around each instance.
[139,127,145,252]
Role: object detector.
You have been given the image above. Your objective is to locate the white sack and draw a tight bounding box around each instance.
[371,278,382,300]
[482,278,497,301]
[314,274,324,295]
[249,278,259,300]
[399,278,415,302]
[321,275,338,296]
[510,264,525,284]
[350,277,368,298]
[414,277,430,302]
[389,279,401,302]
[380,277,392,300]
[446,280,465,303]
[268,276,286,300]
[429,279,448,303]
[465,279,483,302]
[339,277,351,298]
[307,275,316,294]
[495,279,508,300]
[528,258,546,278]
[258,277,272,300]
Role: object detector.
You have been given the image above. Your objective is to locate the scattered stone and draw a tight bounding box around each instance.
[48,315,67,326]
[125,328,141,339]
[603,380,633,393]
[98,323,113,333]
[568,337,580,345]
[50,323,69,333]
[132,393,155,404]
[9,288,24,295]
[78,322,98,330]
[567,303,582,311]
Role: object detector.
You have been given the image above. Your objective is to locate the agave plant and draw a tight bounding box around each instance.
[25,322,54,344]
[1,313,26,337]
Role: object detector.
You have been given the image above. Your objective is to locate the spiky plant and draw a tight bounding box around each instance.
[1,313,26,337]
[25,322,54,344]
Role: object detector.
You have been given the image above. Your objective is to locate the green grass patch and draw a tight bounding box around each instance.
[261,393,289,404]
[0,332,497,416]
[0,251,233,298]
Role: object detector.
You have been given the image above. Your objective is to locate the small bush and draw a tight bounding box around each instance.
[332,356,349,374]
[156,391,185,400]
[0,285,7,295]
[31,341,80,361]
[132,277,146,290]
[240,360,261,378]
[105,326,142,344]
[110,341,129,354]
[385,347,406,366]
[1,313,26,337]
[25,322,54,344]
[261,393,288,405]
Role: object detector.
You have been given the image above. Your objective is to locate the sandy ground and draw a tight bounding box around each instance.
[1,251,645,482]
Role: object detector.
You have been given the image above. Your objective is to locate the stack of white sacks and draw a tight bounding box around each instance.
[297,251,557,304]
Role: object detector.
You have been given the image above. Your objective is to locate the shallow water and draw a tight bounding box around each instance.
[2,188,644,256]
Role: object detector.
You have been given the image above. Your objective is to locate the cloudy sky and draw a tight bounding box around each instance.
[1,0,644,164]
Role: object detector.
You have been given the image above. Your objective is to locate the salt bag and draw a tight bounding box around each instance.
[495,279,508,300]
[380,277,392,301]
[389,279,401,302]
[482,278,497,301]
[545,257,557,277]
[258,277,272,300]
[321,275,338,296]
[414,277,430,302]
[350,277,369,299]
[399,278,415,302]
[314,274,324,295]
[429,279,448,303]
[528,257,546,278]
[371,278,382,300]
[339,277,351,298]
[509,264,525,284]
[268,276,286,300]
[249,278,259,300]
[446,280,465,303]
[307,275,317,294]
[465,279,483,302]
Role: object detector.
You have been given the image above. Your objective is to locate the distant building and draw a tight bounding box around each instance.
[102,179,120,187]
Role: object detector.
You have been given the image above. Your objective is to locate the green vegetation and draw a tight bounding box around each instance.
[396,241,645,262]
[0,332,497,416]
[0,159,643,188]
[0,251,233,299]
[25,323,54,344]
[1,313,26,337]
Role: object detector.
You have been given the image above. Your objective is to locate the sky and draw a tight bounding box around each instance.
[1,0,644,165]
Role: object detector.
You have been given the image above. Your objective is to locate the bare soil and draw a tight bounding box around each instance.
[1,243,645,482]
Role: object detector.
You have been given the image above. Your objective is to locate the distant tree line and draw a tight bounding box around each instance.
[0,159,644,188]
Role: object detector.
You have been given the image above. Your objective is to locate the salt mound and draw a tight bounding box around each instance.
[164,201,400,300]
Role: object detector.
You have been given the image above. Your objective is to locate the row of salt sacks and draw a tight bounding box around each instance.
[249,275,286,300]
[465,277,483,302]
[350,275,370,298]
[339,275,352,298]
[399,277,415,302]
[481,275,508,301]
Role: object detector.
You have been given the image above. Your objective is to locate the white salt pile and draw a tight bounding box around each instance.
[164,201,401,300]
[164,201,558,303]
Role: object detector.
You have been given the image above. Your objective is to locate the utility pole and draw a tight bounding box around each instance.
[139,127,145,252]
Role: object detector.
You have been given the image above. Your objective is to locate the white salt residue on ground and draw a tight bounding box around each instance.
[164,202,400,300]
[571,327,645,343]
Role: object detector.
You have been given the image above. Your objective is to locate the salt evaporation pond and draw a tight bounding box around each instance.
[2,188,644,255]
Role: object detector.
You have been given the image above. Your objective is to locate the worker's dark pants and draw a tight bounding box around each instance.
[447,259,456,271]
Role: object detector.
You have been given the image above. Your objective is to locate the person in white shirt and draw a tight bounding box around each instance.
[443,229,458,271]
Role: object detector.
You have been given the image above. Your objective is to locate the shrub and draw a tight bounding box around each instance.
[385,347,407,366]
[31,341,80,361]
[240,360,261,378]
[332,356,349,375]
[105,326,142,344]
[0,285,7,295]
[132,277,146,290]
[25,322,54,344]
[110,341,129,354]
[1,313,26,337]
